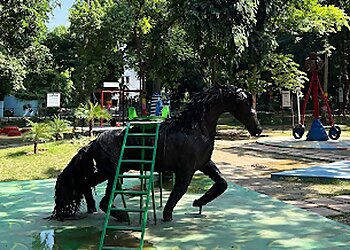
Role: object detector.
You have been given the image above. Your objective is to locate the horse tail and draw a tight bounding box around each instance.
[49,141,95,220]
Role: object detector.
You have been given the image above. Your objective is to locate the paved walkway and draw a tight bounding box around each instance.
[213,136,350,225]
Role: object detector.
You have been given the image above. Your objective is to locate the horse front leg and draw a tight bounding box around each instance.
[163,170,194,221]
[99,175,129,222]
[84,171,107,213]
[193,160,228,210]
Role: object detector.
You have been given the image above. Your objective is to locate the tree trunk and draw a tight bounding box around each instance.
[339,38,350,116]
[153,78,161,94]
[34,142,37,154]
[89,120,93,136]
[210,56,218,86]
[134,27,145,90]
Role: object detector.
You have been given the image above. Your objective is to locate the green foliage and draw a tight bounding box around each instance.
[236,54,308,94]
[0,0,55,53]
[264,54,309,92]
[69,0,132,103]
[23,120,53,154]
[277,0,349,35]
[236,67,270,94]
[0,0,349,105]
[75,101,112,122]
[75,101,112,135]
[48,115,71,141]
[0,0,56,96]
[183,0,258,84]
[44,26,76,72]
[0,52,27,96]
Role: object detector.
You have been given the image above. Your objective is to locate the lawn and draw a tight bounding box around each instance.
[0,138,92,182]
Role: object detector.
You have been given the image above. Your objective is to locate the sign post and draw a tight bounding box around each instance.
[281,90,291,132]
[47,93,61,108]
[281,90,291,109]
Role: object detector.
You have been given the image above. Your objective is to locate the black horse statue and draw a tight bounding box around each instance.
[49,85,262,221]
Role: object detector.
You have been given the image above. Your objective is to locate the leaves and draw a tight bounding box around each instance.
[275,0,349,36]
[0,52,27,94]
[23,120,53,144]
[75,101,112,122]
[264,53,308,92]
[48,115,71,141]
[0,0,55,96]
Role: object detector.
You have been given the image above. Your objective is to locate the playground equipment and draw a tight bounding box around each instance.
[99,88,142,126]
[0,126,22,136]
[292,52,341,140]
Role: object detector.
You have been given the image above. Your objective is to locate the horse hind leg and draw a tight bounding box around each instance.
[193,161,228,210]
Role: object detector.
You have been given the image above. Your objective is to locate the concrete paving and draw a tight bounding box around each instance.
[215,136,350,225]
[2,179,350,249]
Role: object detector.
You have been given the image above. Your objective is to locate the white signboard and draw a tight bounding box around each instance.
[103,82,119,88]
[281,90,291,108]
[47,93,61,107]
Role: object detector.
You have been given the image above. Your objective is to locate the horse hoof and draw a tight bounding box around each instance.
[193,199,201,207]
[99,203,129,222]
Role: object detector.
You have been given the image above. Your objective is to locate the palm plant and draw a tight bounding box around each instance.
[75,101,112,136]
[23,120,52,154]
[48,115,71,141]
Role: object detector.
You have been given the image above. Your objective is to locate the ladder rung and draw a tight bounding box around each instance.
[102,247,138,250]
[130,120,162,124]
[128,133,157,137]
[124,146,155,150]
[111,208,146,213]
[113,190,148,195]
[118,174,151,179]
[106,225,143,232]
[121,160,153,164]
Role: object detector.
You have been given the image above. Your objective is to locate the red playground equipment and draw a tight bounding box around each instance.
[292,52,341,140]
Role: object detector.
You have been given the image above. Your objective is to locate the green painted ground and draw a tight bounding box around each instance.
[1,179,350,249]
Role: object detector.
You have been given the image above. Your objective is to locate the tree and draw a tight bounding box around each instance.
[0,0,56,97]
[0,52,26,98]
[23,120,52,154]
[59,0,349,106]
[234,0,349,96]
[42,26,76,106]
[326,0,350,113]
[48,115,71,141]
[181,0,258,85]
[69,0,132,103]
[75,101,111,136]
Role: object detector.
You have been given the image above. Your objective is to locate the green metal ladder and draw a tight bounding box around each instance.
[99,119,161,250]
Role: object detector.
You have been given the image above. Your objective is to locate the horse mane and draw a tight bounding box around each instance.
[50,142,95,220]
[164,85,240,130]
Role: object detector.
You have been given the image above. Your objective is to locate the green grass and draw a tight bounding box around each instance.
[0,138,92,182]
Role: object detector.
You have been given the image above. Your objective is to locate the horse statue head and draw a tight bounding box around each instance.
[226,86,262,136]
